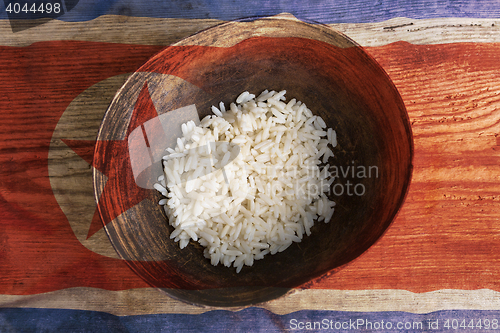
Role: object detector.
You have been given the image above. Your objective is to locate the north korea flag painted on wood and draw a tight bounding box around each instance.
[2,38,500,296]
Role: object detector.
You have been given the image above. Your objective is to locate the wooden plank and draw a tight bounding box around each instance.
[0,40,499,294]
[2,16,500,47]
[305,41,500,291]
[3,287,500,315]
[3,0,499,23]
[0,41,163,294]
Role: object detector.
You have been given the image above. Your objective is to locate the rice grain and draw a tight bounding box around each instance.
[156,90,337,272]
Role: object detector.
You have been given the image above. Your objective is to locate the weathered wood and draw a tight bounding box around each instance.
[93,18,412,306]
[2,16,500,47]
[1,12,500,314]
[4,0,499,24]
[3,287,500,315]
[305,41,500,291]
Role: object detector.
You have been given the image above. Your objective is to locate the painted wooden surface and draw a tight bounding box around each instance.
[2,0,500,23]
[1,0,500,330]
[310,41,500,291]
[2,24,499,295]
[2,16,500,47]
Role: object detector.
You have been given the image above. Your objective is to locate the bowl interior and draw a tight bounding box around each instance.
[93,17,413,307]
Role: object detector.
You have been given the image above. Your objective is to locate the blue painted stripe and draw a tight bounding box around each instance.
[1,0,500,24]
[2,307,500,332]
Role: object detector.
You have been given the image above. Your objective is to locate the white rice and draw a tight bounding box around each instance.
[156,90,337,273]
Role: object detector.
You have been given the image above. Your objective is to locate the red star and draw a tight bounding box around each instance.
[63,81,160,239]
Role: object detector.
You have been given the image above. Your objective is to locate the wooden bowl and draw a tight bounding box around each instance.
[93,16,413,307]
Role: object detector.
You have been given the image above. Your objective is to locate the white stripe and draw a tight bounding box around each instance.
[0,16,222,47]
[1,16,500,47]
[1,288,500,315]
[330,17,500,46]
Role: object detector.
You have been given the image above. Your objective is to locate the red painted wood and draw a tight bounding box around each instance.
[1,40,499,295]
[0,41,164,294]
[304,42,500,292]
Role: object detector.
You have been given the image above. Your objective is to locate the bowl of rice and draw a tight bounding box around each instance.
[93,15,413,307]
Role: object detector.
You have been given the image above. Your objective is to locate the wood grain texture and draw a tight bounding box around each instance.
[4,0,499,23]
[331,17,500,46]
[0,41,163,294]
[0,16,222,47]
[49,73,132,258]
[2,16,500,47]
[3,287,500,315]
[304,41,500,292]
[1,20,500,308]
